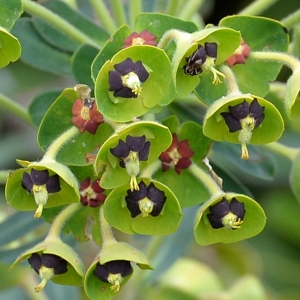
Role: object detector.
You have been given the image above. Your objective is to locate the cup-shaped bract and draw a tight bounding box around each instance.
[5,159,79,217]
[84,241,152,300]
[94,45,173,122]
[172,26,241,97]
[103,178,182,235]
[10,238,85,291]
[203,93,284,158]
[194,193,266,245]
[0,27,21,68]
[94,121,172,190]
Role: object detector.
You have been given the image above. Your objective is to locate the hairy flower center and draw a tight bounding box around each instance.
[132,37,146,45]
[222,211,243,229]
[138,197,154,217]
[122,72,142,95]
[80,106,91,121]
[80,185,96,200]
[107,273,123,292]
[169,148,181,166]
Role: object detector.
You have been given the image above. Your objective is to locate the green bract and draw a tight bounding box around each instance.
[10,238,85,286]
[84,242,151,300]
[0,27,21,68]
[195,16,289,105]
[103,178,182,235]
[91,25,132,82]
[0,0,22,31]
[194,193,266,245]
[172,26,241,97]
[37,87,113,166]
[5,159,79,212]
[94,121,172,189]
[203,94,284,144]
[94,45,173,122]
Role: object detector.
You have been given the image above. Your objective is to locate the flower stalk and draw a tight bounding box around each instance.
[47,202,81,238]
[189,163,224,197]
[249,51,300,71]
[42,126,79,161]
[99,205,118,247]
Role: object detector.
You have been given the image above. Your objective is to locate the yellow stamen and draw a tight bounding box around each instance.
[138,197,154,217]
[108,273,122,293]
[222,211,243,229]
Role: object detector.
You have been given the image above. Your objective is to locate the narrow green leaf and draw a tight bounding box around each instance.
[11,18,72,75]
[0,211,43,247]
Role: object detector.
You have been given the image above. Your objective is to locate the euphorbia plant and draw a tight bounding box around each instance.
[1,0,300,299]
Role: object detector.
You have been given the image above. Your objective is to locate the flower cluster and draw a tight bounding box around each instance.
[123,30,157,48]
[93,260,133,292]
[207,198,245,229]
[71,98,104,134]
[80,177,106,207]
[28,253,68,292]
[110,135,151,190]
[21,168,61,218]
[125,180,166,217]
[108,58,149,98]
[159,133,195,174]
[226,38,251,67]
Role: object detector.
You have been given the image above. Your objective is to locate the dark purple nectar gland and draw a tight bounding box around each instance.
[28,253,68,292]
[183,42,225,84]
[80,177,106,207]
[207,198,245,230]
[159,133,195,174]
[21,168,61,218]
[125,181,166,218]
[220,98,265,159]
[108,58,149,98]
[94,260,133,293]
[110,135,151,191]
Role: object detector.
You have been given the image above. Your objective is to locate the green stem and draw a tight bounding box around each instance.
[129,0,142,28]
[178,0,204,20]
[165,0,179,16]
[249,51,300,71]
[220,64,242,95]
[111,0,127,28]
[263,142,299,161]
[139,159,161,178]
[22,0,101,49]
[0,170,9,185]
[157,29,190,50]
[43,126,79,160]
[89,0,117,34]
[99,205,117,247]
[189,163,224,197]
[0,93,32,125]
[281,8,300,29]
[47,203,81,237]
[238,0,279,15]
